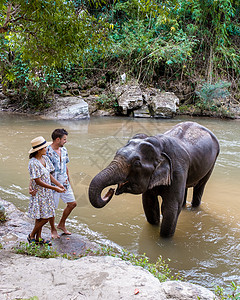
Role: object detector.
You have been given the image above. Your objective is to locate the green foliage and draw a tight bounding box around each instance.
[14,241,59,258]
[96,93,118,110]
[196,80,231,102]
[2,54,62,109]
[0,0,111,68]
[215,282,240,300]
[0,243,3,249]
[0,214,7,222]
[0,210,7,222]
[1,0,240,111]
[195,80,231,111]
[86,246,177,282]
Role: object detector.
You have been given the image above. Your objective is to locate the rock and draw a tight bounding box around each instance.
[133,105,151,118]
[145,89,179,118]
[111,83,179,118]
[68,82,79,89]
[91,109,115,117]
[113,82,143,115]
[0,92,7,100]
[0,253,217,300]
[41,96,89,120]
[159,281,217,300]
[0,199,97,254]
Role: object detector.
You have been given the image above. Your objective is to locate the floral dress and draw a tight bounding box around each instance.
[28,155,55,219]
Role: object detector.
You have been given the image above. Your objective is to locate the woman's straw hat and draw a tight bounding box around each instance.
[28,136,52,154]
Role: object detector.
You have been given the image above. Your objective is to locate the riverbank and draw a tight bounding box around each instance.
[1,81,240,120]
[0,199,217,300]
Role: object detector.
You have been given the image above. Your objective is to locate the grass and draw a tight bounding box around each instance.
[0,212,7,222]
[14,242,58,258]
[17,297,39,300]
[215,282,240,300]
[82,246,178,282]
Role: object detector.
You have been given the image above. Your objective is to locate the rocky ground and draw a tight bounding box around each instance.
[0,199,218,300]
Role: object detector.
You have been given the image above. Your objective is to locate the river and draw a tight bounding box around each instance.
[0,113,239,290]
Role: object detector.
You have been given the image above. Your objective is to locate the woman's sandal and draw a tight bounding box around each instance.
[39,238,52,246]
[27,234,37,244]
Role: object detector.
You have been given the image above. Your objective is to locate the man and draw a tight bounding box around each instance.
[47,128,77,238]
[29,128,77,238]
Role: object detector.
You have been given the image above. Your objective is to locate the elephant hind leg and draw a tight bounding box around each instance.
[192,167,214,207]
[182,188,188,207]
[142,190,160,225]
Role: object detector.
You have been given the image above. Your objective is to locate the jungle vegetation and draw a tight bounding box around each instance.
[0,0,240,114]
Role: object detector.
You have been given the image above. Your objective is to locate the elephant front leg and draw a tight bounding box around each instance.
[160,199,181,237]
[142,190,160,225]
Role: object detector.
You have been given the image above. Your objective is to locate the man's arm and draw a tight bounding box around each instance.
[66,166,70,183]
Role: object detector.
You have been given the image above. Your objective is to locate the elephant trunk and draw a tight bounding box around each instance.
[88,158,127,208]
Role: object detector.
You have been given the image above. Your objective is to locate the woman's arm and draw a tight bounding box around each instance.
[34,178,65,193]
[50,174,65,189]
[29,179,37,196]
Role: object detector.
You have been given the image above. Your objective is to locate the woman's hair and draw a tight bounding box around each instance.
[29,151,38,159]
[51,128,68,141]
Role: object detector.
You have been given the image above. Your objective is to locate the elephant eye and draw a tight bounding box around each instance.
[133,159,142,167]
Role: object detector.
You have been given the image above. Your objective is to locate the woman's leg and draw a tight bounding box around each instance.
[35,226,42,242]
[30,218,49,240]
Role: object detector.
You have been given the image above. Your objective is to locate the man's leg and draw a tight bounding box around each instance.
[49,216,60,239]
[57,201,77,235]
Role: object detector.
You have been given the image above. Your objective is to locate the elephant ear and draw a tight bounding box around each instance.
[138,141,158,162]
[148,152,173,190]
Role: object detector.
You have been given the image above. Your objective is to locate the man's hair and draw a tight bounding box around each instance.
[51,128,68,141]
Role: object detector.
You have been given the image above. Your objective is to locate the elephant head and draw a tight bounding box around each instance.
[89,134,173,208]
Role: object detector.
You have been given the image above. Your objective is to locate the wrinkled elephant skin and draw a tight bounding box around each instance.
[88,122,220,237]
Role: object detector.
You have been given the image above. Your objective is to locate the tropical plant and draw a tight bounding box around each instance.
[195,80,231,112]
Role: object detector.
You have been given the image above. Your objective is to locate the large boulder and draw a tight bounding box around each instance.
[113,82,143,115]
[112,83,179,118]
[145,88,179,118]
[159,281,217,300]
[0,253,218,300]
[41,96,89,120]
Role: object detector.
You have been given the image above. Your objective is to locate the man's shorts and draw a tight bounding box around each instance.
[53,185,75,209]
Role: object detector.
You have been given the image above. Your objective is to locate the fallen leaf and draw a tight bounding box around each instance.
[134,288,139,295]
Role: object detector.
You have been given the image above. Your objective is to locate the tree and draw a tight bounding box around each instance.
[0,0,110,67]
[0,0,111,108]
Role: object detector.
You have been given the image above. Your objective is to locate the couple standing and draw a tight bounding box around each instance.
[28,128,76,244]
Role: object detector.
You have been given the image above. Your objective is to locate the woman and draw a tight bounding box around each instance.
[28,136,65,245]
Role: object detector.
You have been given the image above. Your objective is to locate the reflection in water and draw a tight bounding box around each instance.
[0,113,239,289]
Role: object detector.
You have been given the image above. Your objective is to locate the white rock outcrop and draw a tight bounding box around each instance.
[0,252,217,300]
[42,96,89,120]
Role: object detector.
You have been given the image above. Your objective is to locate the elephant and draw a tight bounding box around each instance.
[88,121,220,237]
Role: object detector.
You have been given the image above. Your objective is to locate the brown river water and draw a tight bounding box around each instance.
[0,113,239,289]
